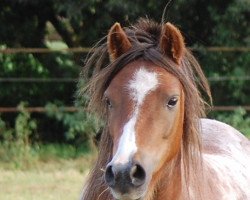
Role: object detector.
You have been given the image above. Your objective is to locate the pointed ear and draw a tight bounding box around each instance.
[159,22,185,65]
[107,22,132,62]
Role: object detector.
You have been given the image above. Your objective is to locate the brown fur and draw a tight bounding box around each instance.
[79,18,212,200]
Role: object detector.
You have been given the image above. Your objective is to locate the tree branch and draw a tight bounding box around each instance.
[49,14,76,47]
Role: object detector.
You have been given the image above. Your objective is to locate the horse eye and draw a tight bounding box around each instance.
[105,98,112,109]
[167,97,178,109]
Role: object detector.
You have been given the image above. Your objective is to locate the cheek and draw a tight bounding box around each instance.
[137,106,177,147]
[136,106,182,173]
[107,112,121,155]
[108,106,134,155]
[108,106,125,134]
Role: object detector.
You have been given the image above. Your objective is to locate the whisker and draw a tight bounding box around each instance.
[97,187,109,200]
[100,168,105,172]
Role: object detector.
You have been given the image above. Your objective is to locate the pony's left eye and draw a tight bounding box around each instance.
[167,97,178,109]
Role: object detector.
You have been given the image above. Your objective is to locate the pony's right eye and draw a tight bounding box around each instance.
[105,98,112,109]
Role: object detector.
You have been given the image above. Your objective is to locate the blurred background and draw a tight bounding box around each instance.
[0,0,249,199]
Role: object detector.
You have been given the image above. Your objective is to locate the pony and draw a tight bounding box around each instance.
[80,18,250,200]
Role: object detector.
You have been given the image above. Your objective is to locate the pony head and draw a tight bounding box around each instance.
[104,22,185,199]
[81,18,210,200]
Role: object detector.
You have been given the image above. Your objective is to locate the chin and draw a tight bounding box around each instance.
[110,187,147,200]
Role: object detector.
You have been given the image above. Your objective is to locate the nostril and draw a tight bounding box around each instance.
[105,165,115,187]
[130,164,146,187]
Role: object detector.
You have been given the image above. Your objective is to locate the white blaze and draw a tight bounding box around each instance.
[112,67,158,165]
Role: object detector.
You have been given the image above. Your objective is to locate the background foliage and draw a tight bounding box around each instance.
[0,0,249,164]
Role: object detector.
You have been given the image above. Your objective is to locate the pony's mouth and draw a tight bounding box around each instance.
[109,179,149,200]
[110,187,146,200]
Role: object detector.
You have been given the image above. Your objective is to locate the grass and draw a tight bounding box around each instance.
[0,168,85,200]
[0,144,97,200]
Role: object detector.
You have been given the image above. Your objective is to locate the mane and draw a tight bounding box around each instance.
[79,18,212,200]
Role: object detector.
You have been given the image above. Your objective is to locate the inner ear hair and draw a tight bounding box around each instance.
[159,22,185,65]
[107,22,132,62]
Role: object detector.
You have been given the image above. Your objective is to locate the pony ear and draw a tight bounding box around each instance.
[159,22,185,65]
[107,22,132,62]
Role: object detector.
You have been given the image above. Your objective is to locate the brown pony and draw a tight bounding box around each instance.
[80,18,250,200]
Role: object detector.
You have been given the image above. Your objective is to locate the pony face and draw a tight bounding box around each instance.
[104,60,184,199]
[101,21,186,200]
